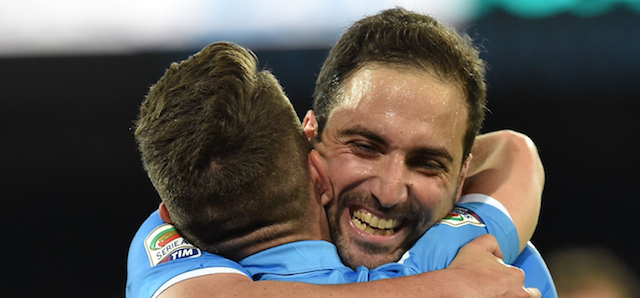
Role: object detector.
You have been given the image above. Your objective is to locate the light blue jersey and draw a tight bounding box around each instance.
[368,194,519,279]
[365,194,557,297]
[514,242,558,298]
[126,211,250,298]
[126,194,556,297]
[239,240,363,284]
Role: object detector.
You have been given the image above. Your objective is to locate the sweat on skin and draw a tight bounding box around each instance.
[306,63,471,269]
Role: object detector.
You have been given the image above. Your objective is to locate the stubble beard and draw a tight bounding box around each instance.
[327,190,429,269]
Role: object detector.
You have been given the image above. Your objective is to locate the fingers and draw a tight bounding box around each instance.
[525,287,541,298]
[467,234,504,260]
[451,234,538,297]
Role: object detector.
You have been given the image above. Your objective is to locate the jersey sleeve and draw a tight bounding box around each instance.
[381,194,519,275]
[512,242,558,298]
[459,194,520,264]
[126,211,250,298]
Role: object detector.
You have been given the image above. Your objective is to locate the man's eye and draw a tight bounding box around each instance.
[348,141,379,155]
[409,158,445,174]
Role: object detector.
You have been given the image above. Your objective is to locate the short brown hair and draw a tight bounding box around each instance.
[135,42,312,258]
[314,7,487,158]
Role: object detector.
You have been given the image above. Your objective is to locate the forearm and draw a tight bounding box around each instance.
[258,273,468,298]
[158,272,517,298]
[158,235,538,298]
[462,130,545,251]
[158,272,457,298]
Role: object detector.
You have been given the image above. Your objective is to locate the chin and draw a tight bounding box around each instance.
[339,242,405,269]
[361,254,401,269]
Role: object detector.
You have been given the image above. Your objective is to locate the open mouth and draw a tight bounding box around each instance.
[350,208,403,236]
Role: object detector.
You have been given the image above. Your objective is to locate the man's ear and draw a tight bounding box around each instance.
[158,202,173,224]
[308,149,333,206]
[455,154,473,203]
[303,110,318,141]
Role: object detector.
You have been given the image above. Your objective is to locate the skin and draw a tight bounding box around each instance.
[151,62,545,296]
[159,235,540,298]
[461,130,543,251]
[307,63,471,269]
[151,59,545,298]
[156,129,544,297]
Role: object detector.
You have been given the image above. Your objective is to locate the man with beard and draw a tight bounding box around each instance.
[305,8,522,268]
[301,8,553,294]
[127,7,554,298]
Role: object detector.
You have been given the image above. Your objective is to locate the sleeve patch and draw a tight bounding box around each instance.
[439,207,486,228]
[144,223,202,267]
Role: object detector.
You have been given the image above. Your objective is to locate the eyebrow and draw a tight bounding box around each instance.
[341,127,389,148]
[341,127,455,164]
[413,147,455,165]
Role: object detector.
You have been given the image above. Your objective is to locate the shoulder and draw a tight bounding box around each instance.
[403,194,519,271]
[512,243,558,298]
[126,211,250,298]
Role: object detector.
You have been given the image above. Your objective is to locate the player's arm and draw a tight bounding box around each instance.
[158,235,539,298]
[462,130,545,251]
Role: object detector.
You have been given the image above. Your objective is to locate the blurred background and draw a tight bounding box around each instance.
[2,0,639,296]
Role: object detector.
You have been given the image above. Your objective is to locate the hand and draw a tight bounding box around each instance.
[447,234,541,297]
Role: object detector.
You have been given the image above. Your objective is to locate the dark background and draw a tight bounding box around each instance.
[2,8,639,297]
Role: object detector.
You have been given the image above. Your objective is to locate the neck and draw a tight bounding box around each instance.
[225,193,331,260]
[227,218,327,260]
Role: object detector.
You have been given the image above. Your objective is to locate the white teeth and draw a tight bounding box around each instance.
[370,216,379,228]
[378,218,387,229]
[385,219,394,229]
[351,209,400,235]
[363,212,372,223]
[353,218,367,231]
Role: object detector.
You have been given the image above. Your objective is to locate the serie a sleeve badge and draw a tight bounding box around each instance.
[144,223,202,267]
[439,207,486,228]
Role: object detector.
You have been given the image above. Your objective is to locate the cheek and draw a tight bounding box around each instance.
[413,177,458,221]
[326,155,374,187]
[411,177,450,209]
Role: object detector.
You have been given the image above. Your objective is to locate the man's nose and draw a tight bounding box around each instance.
[373,154,410,208]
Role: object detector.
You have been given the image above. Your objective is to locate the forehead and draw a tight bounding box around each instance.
[327,64,468,158]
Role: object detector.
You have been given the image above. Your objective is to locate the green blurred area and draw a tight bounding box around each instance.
[476,0,640,18]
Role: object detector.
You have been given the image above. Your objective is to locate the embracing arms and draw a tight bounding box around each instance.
[159,235,539,298]
[462,130,545,251]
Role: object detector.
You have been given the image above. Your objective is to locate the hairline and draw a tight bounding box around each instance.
[319,61,473,161]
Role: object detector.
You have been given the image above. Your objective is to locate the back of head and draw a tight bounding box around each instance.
[314,7,487,157]
[135,42,313,259]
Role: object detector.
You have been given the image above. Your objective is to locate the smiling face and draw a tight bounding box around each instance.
[314,64,470,268]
